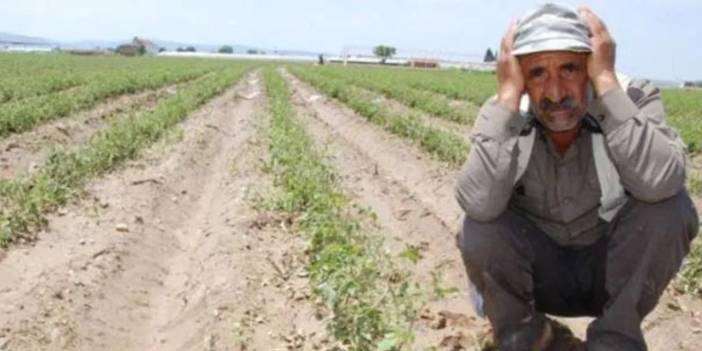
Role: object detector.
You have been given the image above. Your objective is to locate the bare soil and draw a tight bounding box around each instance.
[0,73,324,351]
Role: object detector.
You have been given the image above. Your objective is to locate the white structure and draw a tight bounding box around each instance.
[0,44,53,52]
[158,51,319,62]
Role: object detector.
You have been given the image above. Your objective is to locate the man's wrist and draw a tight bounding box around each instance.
[592,72,619,97]
[496,89,522,112]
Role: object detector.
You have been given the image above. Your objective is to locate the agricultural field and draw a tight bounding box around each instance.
[0,53,700,350]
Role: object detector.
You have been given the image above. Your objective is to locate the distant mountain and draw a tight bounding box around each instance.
[63,38,322,56]
[60,39,122,50]
[0,31,266,53]
[0,32,57,46]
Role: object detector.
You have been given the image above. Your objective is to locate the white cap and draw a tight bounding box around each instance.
[512,3,592,56]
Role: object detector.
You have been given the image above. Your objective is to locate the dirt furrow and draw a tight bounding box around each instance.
[284,70,702,350]
[285,70,463,233]
[287,73,491,349]
[340,83,473,139]
[0,72,324,351]
[0,84,180,180]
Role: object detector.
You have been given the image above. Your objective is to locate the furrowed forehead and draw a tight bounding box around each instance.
[519,51,588,69]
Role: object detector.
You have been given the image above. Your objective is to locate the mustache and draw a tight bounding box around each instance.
[539,97,577,112]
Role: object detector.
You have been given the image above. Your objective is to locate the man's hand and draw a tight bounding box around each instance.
[496,20,524,112]
[579,7,619,96]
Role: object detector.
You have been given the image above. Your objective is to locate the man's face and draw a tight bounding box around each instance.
[519,51,590,132]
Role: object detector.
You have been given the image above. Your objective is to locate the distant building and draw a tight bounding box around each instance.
[116,37,159,56]
[409,58,439,69]
[327,55,409,66]
[683,80,702,88]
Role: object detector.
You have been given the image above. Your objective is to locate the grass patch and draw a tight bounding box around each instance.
[677,236,702,296]
[663,88,702,153]
[687,171,702,196]
[262,67,418,350]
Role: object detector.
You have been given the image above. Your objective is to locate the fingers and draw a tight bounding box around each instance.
[578,6,608,36]
[500,18,518,55]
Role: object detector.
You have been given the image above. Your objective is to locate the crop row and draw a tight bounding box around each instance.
[262,67,416,350]
[0,63,252,245]
[329,66,498,106]
[289,66,469,166]
[0,63,223,139]
[309,65,477,124]
[0,54,236,104]
[0,74,85,103]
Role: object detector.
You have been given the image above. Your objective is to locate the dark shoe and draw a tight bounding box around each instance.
[545,319,586,351]
[495,314,553,351]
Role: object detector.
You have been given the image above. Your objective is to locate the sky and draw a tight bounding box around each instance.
[3,0,701,81]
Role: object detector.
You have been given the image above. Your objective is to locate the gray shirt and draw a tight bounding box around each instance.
[455,80,688,246]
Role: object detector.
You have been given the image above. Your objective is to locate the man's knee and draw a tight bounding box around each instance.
[459,212,511,264]
[607,190,699,315]
[457,210,533,275]
[619,190,699,246]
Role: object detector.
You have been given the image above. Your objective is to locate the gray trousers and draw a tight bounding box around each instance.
[457,190,699,350]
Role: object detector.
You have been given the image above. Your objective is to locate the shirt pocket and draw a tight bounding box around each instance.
[511,176,547,217]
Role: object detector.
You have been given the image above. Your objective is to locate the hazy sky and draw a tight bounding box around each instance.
[4,0,701,80]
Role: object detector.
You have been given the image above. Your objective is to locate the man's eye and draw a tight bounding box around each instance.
[562,64,579,78]
[529,68,545,79]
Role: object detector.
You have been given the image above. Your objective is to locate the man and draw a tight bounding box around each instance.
[455,3,699,351]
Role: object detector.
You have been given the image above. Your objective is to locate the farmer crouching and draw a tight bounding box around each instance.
[455,3,699,350]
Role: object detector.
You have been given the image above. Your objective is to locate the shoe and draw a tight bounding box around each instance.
[495,314,554,351]
[544,319,586,351]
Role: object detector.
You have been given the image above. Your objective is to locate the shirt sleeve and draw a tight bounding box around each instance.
[587,79,687,202]
[455,98,526,221]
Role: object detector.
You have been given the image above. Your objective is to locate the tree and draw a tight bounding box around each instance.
[373,45,396,64]
[185,46,196,52]
[218,45,234,54]
[246,49,259,54]
[158,47,166,53]
[483,48,497,62]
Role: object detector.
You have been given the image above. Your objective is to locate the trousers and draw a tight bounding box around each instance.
[457,190,699,350]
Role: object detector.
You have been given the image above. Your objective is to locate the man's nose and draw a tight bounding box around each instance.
[544,76,566,103]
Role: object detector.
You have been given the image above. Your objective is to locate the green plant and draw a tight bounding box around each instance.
[676,236,702,296]
[399,245,423,264]
[430,271,459,300]
[262,67,418,350]
[688,172,702,195]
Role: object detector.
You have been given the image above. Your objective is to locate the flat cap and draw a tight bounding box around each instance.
[512,3,592,56]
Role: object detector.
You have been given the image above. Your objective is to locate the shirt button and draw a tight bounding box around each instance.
[598,114,606,121]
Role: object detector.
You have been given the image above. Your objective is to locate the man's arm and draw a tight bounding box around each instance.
[455,99,525,221]
[588,80,687,202]
[455,20,527,221]
[579,7,687,202]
